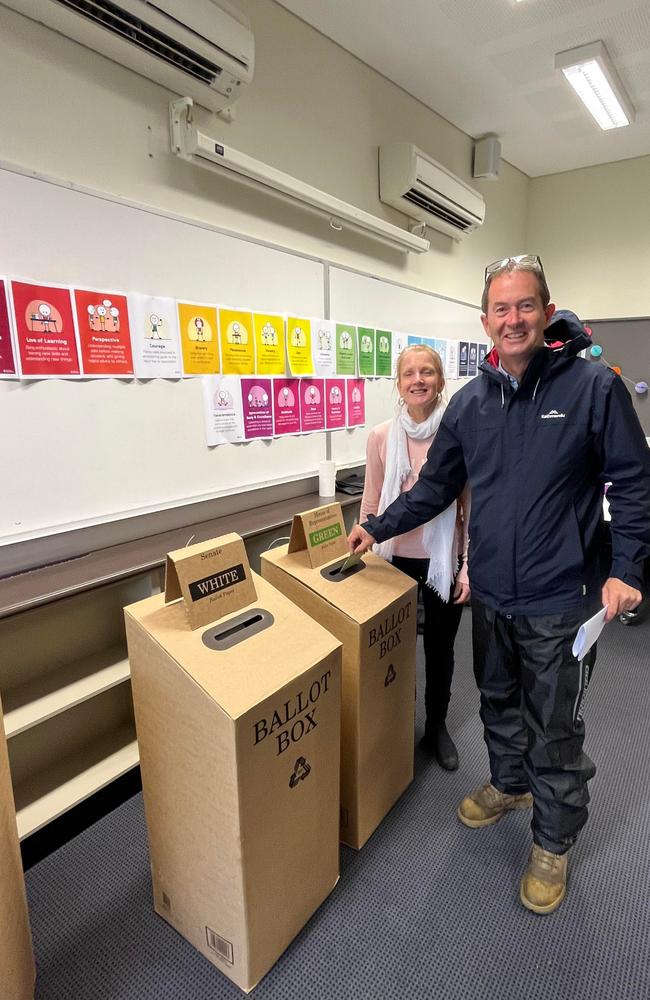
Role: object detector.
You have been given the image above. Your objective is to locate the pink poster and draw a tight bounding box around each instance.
[241,377,274,439]
[10,280,80,377]
[273,378,301,435]
[0,280,17,376]
[346,378,366,427]
[325,378,346,430]
[299,378,325,433]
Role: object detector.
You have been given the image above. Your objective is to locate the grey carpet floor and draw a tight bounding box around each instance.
[25,607,650,1000]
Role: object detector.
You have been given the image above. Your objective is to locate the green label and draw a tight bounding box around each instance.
[309,522,342,547]
[336,324,357,375]
[375,329,392,376]
[357,327,375,376]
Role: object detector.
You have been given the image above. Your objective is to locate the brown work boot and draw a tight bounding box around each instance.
[457,781,533,828]
[520,844,568,914]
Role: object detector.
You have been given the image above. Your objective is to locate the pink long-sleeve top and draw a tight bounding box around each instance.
[360,418,470,575]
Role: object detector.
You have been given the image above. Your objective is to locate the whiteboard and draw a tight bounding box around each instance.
[328,266,485,467]
[0,167,326,542]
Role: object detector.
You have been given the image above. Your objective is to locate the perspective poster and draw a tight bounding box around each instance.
[73,288,134,377]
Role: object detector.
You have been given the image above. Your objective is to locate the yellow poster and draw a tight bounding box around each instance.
[218,307,255,375]
[177,302,219,375]
[253,313,286,375]
[286,316,314,376]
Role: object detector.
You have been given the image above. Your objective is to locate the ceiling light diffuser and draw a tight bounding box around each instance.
[555,41,634,130]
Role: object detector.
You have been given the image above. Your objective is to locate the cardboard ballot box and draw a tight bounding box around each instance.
[124,533,342,994]
[261,504,418,850]
[0,696,35,1000]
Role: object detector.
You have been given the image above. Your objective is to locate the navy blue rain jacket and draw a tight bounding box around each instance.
[364,314,650,614]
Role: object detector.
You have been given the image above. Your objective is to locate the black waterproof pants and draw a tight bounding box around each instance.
[391,556,463,730]
[472,599,598,855]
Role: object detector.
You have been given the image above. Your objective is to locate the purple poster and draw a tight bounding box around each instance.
[299,377,325,433]
[0,279,18,376]
[273,377,301,435]
[325,378,346,430]
[241,377,273,439]
[346,378,365,427]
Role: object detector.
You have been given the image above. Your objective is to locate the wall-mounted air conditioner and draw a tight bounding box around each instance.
[379,143,486,241]
[2,0,255,112]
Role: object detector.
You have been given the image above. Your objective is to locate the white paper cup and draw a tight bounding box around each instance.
[318,460,337,497]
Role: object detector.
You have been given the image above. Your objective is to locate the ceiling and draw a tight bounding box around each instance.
[275,0,650,177]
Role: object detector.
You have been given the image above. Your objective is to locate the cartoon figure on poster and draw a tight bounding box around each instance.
[278,385,295,407]
[340,330,352,350]
[247,384,269,408]
[378,335,390,354]
[215,388,233,409]
[148,314,166,339]
[29,301,60,333]
[317,327,331,351]
[329,384,342,404]
[305,383,321,405]
[261,322,278,346]
[292,325,306,347]
[360,334,373,354]
[109,306,120,331]
[351,385,362,403]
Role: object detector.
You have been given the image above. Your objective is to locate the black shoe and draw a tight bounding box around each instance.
[422,724,458,771]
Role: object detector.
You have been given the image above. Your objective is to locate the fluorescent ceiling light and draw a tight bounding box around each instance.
[555,41,634,130]
[169,98,429,254]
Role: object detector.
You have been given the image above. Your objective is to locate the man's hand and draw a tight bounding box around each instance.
[601,577,642,623]
[348,523,375,555]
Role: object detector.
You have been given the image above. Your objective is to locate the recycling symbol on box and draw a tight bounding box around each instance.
[384,663,397,687]
[289,756,311,788]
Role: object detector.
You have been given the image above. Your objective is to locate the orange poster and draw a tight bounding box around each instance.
[73,288,134,376]
[177,302,220,375]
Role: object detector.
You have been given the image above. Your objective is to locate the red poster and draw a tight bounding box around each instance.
[73,288,134,376]
[10,280,80,377]
[325,378,346,430]
[0,280,17,376]
[346,378,366,427]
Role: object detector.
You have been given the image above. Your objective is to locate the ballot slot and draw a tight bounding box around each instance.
[202,609,275,651]
[320,558,366,583]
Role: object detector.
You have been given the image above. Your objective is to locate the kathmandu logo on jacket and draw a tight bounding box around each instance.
[541,409,566,420]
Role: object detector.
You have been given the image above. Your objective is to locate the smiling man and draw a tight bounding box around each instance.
[348,255,650,914]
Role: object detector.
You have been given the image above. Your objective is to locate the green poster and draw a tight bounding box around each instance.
[336,323,357,375]
[357,327,375,376]
[376,329,392,377]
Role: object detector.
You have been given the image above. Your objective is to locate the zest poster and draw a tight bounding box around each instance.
[10,280,80,378]
[177,301,219,375]
[73,288,134,376]
[286,316,314,376]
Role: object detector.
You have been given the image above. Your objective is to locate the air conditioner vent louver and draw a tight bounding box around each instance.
[54,0,226,82]
[403,189,473,231]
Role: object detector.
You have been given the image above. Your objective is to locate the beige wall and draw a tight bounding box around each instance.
[0,0,529,309]
[528,155,650,319]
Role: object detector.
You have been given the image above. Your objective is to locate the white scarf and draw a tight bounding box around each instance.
[374,403,458,601]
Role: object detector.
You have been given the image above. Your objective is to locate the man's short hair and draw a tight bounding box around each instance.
[481,260,551,314]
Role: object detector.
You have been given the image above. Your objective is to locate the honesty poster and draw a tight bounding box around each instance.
[128,293,182,379]
[335,323,356,376]
[286,316,314,376]
[73,288,134,377]
[375,328,392,377]
[253,313,285,375]
[273,377,301,435]
[202,374,245,446]
[299,377,325,433]
[219,307,255,375]
[357,327,375,377]
[241,377,274,439]
[311,318,336,376]
[10,280,80,378]
[325,378,346,430]
[178,301,219,375]
[346,378,366,427]
[0,279,17,377]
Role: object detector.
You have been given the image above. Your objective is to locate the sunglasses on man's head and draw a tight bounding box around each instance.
[484,254,544,282]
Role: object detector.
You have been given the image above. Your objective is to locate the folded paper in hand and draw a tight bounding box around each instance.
[572,606,608,661]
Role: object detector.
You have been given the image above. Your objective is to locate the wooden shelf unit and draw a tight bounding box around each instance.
[0,491,360,841]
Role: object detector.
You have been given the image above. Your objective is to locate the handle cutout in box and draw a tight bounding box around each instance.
[320,556,366,583]
[202,608,274,651]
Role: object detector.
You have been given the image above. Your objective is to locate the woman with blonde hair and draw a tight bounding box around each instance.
[360,345,470,769]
